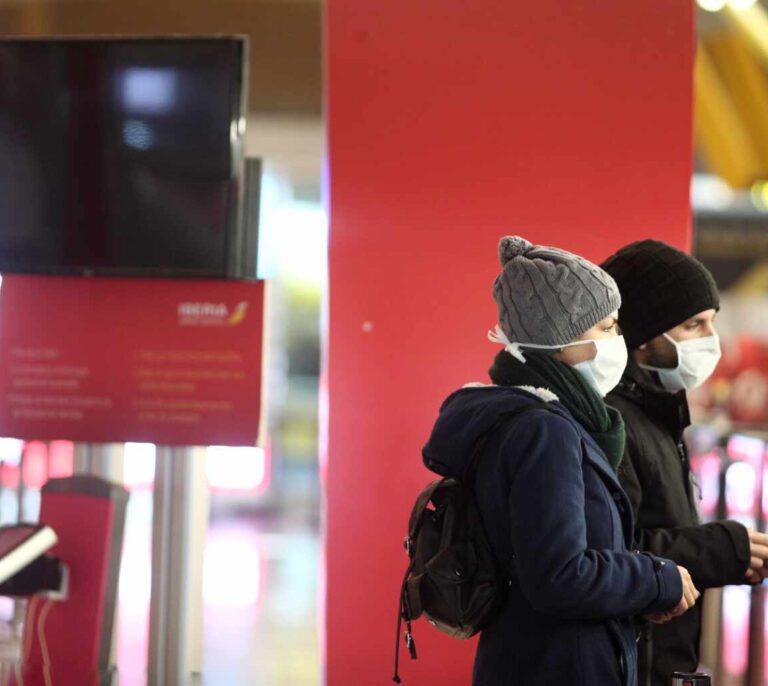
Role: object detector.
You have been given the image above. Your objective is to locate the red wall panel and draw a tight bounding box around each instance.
[325,1,694,683]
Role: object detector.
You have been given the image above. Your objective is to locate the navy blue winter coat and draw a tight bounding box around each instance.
[422,385,684,686]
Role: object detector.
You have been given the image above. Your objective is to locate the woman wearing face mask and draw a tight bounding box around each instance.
[421,236,699,686]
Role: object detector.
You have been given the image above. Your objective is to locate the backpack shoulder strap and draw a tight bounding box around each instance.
[407,479,443,539]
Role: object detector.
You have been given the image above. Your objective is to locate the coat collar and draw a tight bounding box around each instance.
[610,358,690,440]
[580,429,623,487]
[578,425,635,546]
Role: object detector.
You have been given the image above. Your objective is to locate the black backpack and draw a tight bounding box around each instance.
[392,402,548,683]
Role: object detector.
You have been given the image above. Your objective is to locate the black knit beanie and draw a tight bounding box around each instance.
[600,240,719,350]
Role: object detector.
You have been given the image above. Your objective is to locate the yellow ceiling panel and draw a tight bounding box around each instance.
[695,41,763,187]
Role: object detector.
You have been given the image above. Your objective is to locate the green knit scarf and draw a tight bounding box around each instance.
[488,349,626,471]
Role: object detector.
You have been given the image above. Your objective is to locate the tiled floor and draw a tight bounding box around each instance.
[201,516,320,686]
[116,490,321,686]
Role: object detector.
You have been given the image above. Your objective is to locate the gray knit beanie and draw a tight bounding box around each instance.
[493,236,622,347]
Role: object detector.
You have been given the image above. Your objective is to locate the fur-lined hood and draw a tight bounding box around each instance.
[421,383,566,479]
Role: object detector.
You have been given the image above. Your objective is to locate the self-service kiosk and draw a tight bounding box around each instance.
[0,475,128,686]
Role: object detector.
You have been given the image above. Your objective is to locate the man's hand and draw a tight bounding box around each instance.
[745,529,768,584]
[643,611,673,624]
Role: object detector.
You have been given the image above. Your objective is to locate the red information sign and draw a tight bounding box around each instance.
[0,275,265,446]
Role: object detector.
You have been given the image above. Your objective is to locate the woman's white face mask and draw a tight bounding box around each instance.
[640,333,721,392]
[488,326,628,397]
[568,336,628,397]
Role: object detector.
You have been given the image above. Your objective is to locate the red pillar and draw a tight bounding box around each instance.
[325,2,694,683]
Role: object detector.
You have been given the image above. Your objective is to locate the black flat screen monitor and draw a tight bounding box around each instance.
[0,37,249,278]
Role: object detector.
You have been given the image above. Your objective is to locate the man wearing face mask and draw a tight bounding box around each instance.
[602,239,768,686]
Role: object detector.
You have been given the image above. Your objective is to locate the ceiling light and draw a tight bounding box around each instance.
[729,0,758,9]
[697,0,727,10]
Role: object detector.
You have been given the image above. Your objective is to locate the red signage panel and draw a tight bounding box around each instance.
[0,275,264,446]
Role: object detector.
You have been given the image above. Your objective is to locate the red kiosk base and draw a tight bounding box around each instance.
[12,475,128,686]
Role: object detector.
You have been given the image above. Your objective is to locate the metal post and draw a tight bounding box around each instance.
[15,446,25,523]
[186,447,208,679]
[72,442,92,474]
[73,443,124,484]
[148,446,207,686]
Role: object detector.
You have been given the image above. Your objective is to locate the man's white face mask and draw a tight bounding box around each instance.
[640,333,721,392]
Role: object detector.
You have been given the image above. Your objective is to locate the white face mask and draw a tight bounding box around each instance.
[570,336,628,397]
[487,325,628,397]
[640,333,721,392]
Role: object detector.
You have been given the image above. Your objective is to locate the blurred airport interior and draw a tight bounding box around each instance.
[4,0,768,684]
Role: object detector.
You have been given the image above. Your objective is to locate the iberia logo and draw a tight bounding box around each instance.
[178,301,249,327]
[227,301,249,325]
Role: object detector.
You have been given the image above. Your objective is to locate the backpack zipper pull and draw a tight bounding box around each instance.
[405,630,418,660]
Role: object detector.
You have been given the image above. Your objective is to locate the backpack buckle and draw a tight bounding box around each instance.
[403,536,413,557]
